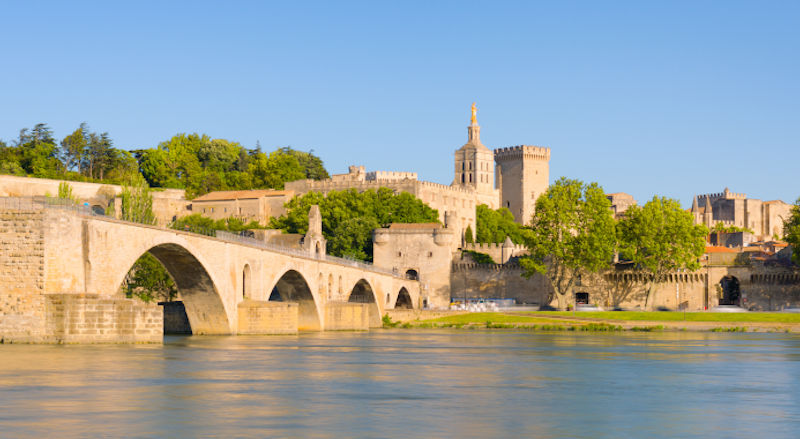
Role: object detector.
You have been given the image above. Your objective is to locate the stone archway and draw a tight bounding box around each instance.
[395,287,413,309]
[348,279,381,328]
[269,270,321,331]
[122,243,230,335]
[719,276,741,306]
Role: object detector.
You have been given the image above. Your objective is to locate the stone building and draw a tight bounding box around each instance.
[691,187,792,240]
[607,192,636,218]
[189,189,294,225]
[373,223,456,308]
[286,104,552,243]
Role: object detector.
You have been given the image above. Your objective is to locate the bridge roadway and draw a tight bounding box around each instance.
[7,200,420,337]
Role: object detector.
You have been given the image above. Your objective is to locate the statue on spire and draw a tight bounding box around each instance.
[471,102,477,125]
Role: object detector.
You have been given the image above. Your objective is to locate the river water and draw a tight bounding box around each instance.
[1,331,799,438]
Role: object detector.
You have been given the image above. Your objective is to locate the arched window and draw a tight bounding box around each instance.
[405,269,419,280]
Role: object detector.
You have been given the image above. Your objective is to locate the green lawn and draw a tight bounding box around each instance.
[421,312,573,325]
[519,311,800,323]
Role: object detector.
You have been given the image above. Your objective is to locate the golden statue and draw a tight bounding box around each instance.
[471,102,477,124]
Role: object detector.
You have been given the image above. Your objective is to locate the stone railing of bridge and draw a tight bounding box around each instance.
[0,196,403,279]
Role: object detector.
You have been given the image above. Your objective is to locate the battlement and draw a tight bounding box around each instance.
[699,188,747,201]
[452,263,523,272]
[418,180,477,195]
[366,171,417,181]
[494,145,550,161]
[463,242,527,253]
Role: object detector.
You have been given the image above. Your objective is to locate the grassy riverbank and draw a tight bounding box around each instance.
[384,310,800,333]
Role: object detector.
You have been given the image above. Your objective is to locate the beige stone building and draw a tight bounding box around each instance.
[607,192,637,218]
[189,189,294,225]
[691,187,792,240]
[286,104,552,244]
[373,223,456,308]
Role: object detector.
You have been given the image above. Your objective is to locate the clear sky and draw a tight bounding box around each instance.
[1,1,798,207]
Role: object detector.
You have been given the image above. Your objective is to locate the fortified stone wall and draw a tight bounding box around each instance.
[0,174,188,225]
[373,224,455,308]
[461,242,527,264]
[450,263,553,305]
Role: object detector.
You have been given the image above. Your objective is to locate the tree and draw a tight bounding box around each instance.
[123,253,178,303]
[248,149,306,190]
[476,204,531,244]
[270,188,439,261]
[59,123,88,172]
[783,197,800,265]
[519,177,616,309]
[57,182,78,204]
[464,224,474,244]
[616,196,708,309]
[120,175,155,225]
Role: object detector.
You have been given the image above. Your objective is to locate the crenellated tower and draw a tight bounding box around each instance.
[494,144,550,225]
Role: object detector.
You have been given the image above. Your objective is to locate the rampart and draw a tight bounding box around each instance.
[462,242,527,263]
[494,145,551,162]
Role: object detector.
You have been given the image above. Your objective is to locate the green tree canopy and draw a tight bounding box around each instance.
[616,196,708,309]
[269,188,440,261]
[782,197,800,265]
[519,177,616,309]
[475,204,531,244]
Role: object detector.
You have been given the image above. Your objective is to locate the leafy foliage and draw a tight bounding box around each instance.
[57,182,78,204]
[462,250,495,264]
[712,222,754,234]
[784,197,800,265]
[170,214,264,233]
[464,224,474,244]
[616,196,708,308]
[1,125,328,197]
[476,204,531,244]
[123,253,178,303]
[121,174,156,225]
[269,188,439,261]
[519,177,616,309]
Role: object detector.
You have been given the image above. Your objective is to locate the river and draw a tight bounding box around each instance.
[1,331,798,438]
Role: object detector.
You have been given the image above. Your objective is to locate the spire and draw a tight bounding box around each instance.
[468,102,481,144]
[691,196,699,212]
[704,195,713,212]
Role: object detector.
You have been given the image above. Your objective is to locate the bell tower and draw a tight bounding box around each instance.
[453,103,498,208]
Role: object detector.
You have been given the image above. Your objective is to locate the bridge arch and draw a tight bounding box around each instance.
[348,278,381,327]
[268,269,322,331]
[395,287,413,309]
[120,243,230,335]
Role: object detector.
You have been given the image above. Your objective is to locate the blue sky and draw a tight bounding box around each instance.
[1,1,798,206]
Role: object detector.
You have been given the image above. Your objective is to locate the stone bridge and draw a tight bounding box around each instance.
[0,200,420,342]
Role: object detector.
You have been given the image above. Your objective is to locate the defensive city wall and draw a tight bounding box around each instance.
[449,260,800,311]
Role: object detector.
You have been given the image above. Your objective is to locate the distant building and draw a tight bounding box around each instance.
[190,189,295,225]
[691,187,792,240]
[606,192,636,217]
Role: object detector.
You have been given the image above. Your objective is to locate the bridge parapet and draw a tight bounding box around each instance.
[0,196,403,279]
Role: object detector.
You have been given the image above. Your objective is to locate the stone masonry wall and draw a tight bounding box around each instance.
[45,294,162,343]
[0,210,47,342]
[237,300,298,334]
[450,263,553,305]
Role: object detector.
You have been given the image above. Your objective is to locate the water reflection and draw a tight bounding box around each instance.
[0,331,799,438]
